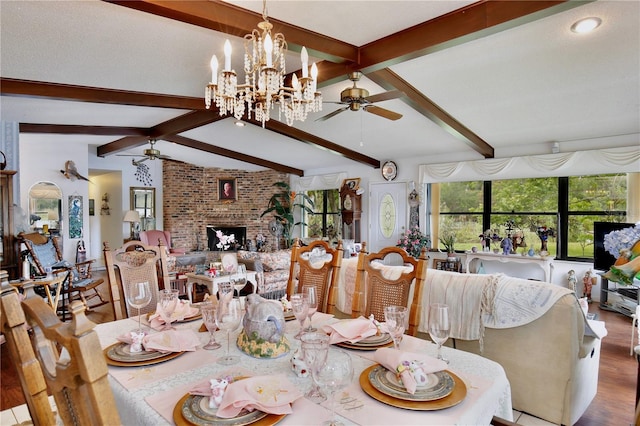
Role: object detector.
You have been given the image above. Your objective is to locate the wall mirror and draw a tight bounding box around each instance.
[130,187,155,231]
[29,181,62,235]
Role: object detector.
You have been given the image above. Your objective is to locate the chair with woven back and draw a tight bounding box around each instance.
[351,244,428,336]
[103,240,170,321]
[287,239,343,314]
[18,232,107,320]
[1,281,121,425]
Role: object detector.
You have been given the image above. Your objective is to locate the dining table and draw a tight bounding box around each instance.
[95,308,513,425]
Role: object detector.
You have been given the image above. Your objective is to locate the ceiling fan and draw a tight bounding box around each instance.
[316,71,404,122]
[117,139,182,166]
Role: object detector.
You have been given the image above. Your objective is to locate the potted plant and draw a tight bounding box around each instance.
[397,226,430,258]
[260,182,314,248]
[439,232,457,259]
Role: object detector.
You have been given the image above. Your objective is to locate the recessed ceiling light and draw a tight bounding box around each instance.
[234,120,246,127]
[571,17,602,34]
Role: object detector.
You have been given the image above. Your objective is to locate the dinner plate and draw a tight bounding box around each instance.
[368,364,454,401]
[359,364,466,410]
[103,342,184,367]
[147,307,201,323]
[335,333,393,351]
[173,393,286,426]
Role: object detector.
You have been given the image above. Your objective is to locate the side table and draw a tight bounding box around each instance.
[10,274,67,311]
[184,271,257,303]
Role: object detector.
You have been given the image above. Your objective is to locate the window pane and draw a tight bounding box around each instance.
[439,181,483,213]
[304,189,340,238]
[438,214,483,252]
[489,214,557,256]
[492,178,558,212]
[569,174,627,212]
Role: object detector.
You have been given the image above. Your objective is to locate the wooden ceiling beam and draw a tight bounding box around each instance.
[19,123,147,136]
[97,136,150,156]
[164,134,304,176]
[367,68,494,158]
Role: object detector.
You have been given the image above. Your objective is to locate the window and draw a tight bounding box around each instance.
[435,173,628,261]
[305,189,340,239]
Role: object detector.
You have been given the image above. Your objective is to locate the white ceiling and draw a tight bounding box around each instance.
[1,0,638,174]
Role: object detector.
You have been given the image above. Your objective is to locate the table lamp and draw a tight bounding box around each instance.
[123,210,140,240]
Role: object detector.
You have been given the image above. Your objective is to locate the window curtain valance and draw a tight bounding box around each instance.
[419,146,640,184]
[291,172,348,192]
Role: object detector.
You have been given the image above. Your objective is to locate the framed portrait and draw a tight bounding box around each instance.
[218,178,237,201]
[343,178,361,191]
[88,199,95,216]
[68,195,83,238]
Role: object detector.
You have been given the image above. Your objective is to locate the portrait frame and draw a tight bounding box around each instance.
[68,195,83,239]
[88,199,95,216]
[218,178,237,202]
[343,178,361,191]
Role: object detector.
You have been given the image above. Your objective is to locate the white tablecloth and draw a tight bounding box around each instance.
[95,312,512,425]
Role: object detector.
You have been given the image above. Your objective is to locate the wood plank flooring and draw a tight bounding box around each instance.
[1,276,637,424]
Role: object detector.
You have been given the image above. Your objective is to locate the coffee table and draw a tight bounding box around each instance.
[184,271,257,302]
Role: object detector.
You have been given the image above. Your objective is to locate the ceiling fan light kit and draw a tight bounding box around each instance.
[204,0,321,127]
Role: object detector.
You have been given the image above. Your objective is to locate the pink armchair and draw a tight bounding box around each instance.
[139,230,186,254]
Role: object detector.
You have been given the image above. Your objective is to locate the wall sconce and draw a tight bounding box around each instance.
[123,210,140,240]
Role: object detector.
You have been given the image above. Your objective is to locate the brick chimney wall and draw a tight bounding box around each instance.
[162,161,288,252]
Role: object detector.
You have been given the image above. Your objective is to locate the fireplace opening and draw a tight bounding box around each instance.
[206,226,247,251]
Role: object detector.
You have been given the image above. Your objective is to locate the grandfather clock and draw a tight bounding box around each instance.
[340,182,362,242]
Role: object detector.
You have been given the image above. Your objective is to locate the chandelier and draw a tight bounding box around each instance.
[205,0,322,127]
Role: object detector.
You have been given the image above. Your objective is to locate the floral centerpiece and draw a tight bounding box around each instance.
[603,222,640,285]
[215,230,236,250]
[397,226,430,258]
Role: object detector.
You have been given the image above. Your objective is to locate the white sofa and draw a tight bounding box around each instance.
[335,260,607,425]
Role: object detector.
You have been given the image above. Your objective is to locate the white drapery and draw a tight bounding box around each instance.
[290,172,348,192]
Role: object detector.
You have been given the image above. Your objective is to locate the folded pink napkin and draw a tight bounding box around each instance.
[216,375,302,418]
[117,329,200,353]
[374,347,448,394]
[322,316,378,344]
[149,300,199,330]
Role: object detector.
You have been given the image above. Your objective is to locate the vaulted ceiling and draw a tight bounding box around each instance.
[1,1,638,176]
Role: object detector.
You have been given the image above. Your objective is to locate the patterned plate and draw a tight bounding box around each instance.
[103,342,184,366]
[335,333,393,351]
[173,394,285,426]
[368,364,454,401]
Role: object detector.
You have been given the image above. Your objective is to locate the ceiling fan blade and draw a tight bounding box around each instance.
[132,157,149,166]
[364,105,403,121]
[116,154,144,157]
[364,90,404,104]
[315,106,349,122]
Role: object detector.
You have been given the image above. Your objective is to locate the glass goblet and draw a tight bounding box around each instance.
[126,281,152,334]
[314,349,354,426]
[200,302,221,350]
[217,280,234,300]
[158,288,179,330]
[303,285,318,332]
[428,303,450,363]
[215,297,242,365]
[384,305,407,350]
[290,293,310,339]
[234,264,247,296]
[300,331,329,403]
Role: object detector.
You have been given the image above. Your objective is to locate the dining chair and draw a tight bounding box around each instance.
[287,239,343,314]
[103,240,170,320]
[352,245,428,336]
[18,232,107,321]
[16,282,121,425]
[1,283,57,426]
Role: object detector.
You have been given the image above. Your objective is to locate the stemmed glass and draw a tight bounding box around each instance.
[384,305,407,350]
[126,281,152,334]
[303,285,318,332]
[200,302,221,350]
[301,331,329,403]
[215,297,242,365]
[234,264,247,297]
[290,293,310,339]
[158,289,179,330]
[314,349,354,426]
[428,303,450,363]
[218,281,234,300]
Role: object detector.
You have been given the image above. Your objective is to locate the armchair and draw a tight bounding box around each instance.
[18,232,107,320]
[139,230,186,254]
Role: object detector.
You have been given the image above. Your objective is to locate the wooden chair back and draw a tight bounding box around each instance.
[352,245,428,336]
[1,284,56,426]
[20,284,120,425]
[287,239,343,314]
[103,240,170,320]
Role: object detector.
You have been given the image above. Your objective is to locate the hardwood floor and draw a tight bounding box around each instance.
[1,278,638,425]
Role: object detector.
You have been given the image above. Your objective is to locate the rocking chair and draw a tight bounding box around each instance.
[18,232,107,320]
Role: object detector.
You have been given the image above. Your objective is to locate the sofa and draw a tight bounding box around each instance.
[334,261,607,425]
[236,250,291,299]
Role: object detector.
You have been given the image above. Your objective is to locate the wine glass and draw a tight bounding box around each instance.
[314,349,353,426]
[303,285,318,332]
[290,293,309,339]
[384,305,407,350]
[126,281,152,334]
[200,302,221,350]
[215,297,242,365]
[158,289,179,330]
[300,331,329,403]
[428,303,450,363]
[217,281,234,300]
[234,264,247,297]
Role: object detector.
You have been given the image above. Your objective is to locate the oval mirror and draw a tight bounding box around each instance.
[29,181,62,236]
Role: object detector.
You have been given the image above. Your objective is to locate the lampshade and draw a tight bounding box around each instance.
[123,210,140,223]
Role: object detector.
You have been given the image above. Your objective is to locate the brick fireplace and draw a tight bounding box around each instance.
[162,162,288,252]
